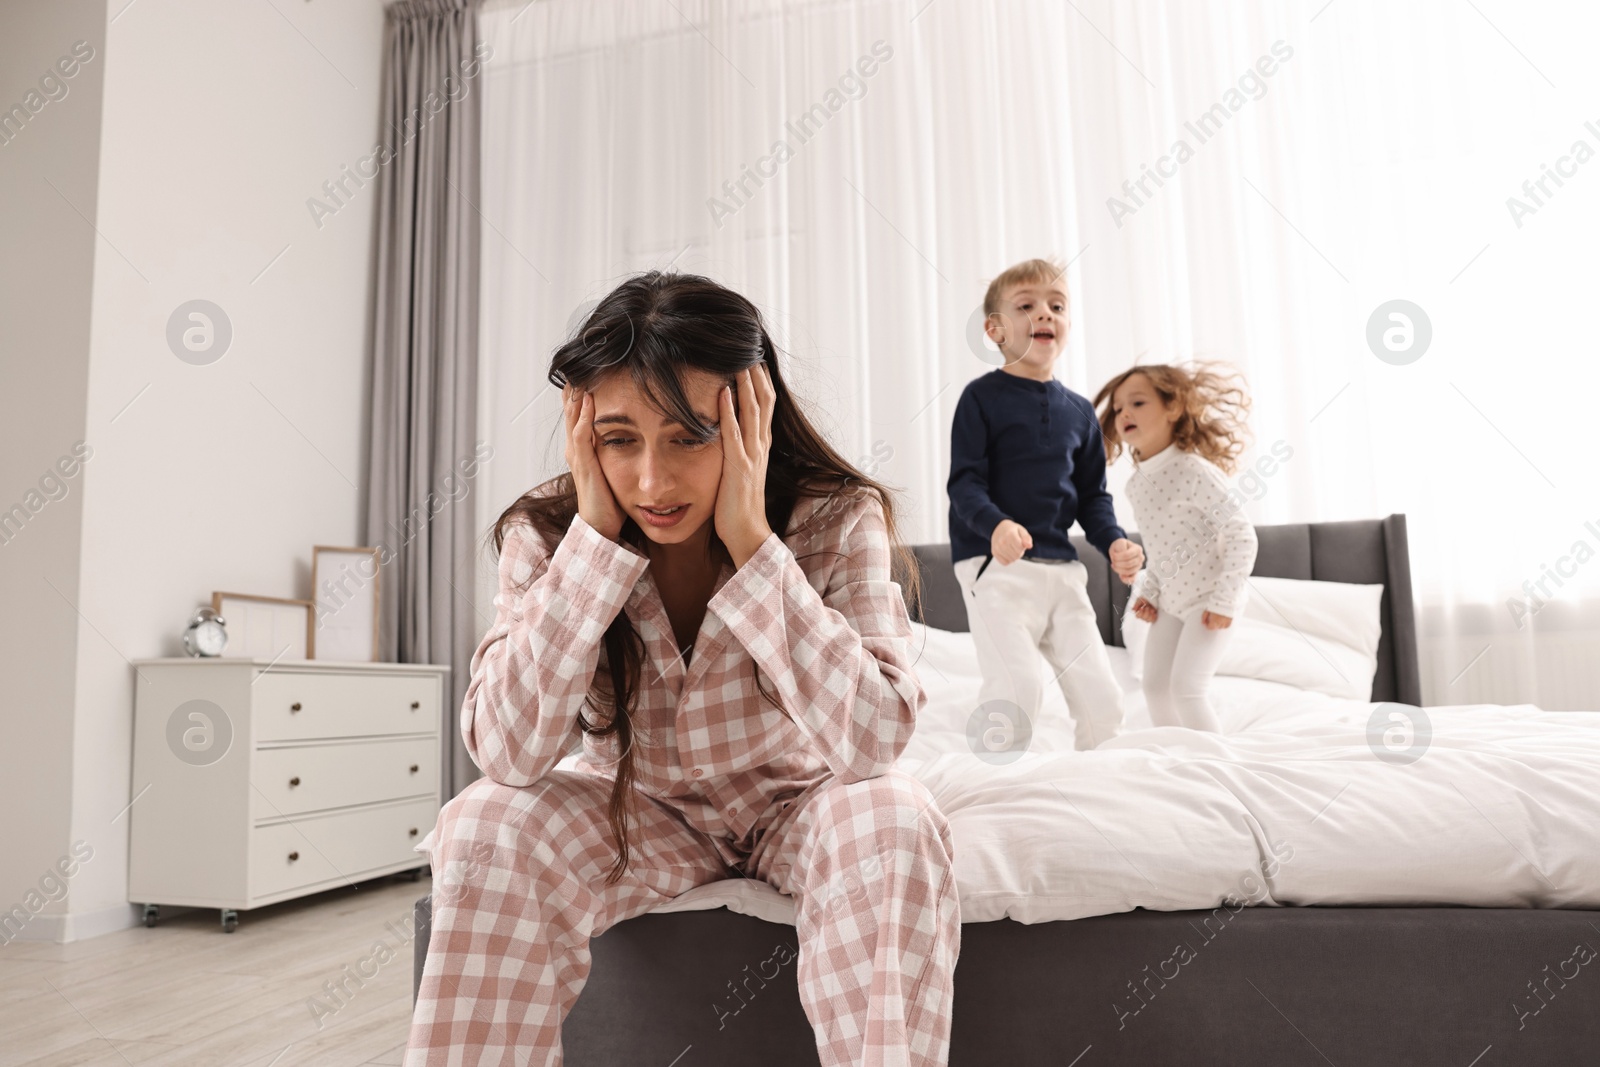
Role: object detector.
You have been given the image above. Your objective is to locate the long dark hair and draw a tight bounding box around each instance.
[487,271,920,884]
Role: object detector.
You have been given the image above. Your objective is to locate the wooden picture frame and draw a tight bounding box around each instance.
[310,545,382,663]
[211,592,315,661]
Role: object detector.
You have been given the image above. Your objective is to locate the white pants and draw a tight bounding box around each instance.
[1142,609,1233,733]
[952,555,1125,750]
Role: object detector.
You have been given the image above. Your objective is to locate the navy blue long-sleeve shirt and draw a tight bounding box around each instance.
[946,369,1127,565]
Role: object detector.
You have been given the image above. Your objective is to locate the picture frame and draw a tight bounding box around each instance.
[211,592,315,661]
[310,545,382,663]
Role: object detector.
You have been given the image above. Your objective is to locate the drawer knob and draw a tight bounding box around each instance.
[290,702,302,712]
[288,851,300,862]
[409,764,419,774]
[410,701,420,710]
[409,827,419,837]
[288,776,301,787]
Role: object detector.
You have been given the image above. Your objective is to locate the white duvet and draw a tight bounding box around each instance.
[643,623,1600,926]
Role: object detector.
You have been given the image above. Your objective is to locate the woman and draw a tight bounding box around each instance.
[406,272,961,1067]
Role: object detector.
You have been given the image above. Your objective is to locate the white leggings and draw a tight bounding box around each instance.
[1142,610,1233,733]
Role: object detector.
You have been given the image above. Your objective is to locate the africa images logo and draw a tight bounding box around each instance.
[166,699,233,766]
[1365,703,1431,765]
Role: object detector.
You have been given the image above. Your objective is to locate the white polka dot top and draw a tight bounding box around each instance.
[1124,444,1259,622]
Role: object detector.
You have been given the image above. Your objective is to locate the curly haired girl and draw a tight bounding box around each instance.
[1092,363,1258,732]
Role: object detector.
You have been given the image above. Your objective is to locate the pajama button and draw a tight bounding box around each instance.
[691,768,704,778]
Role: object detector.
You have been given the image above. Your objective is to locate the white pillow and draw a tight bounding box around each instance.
[1122,574,1383,700]
[1240,575,1384,664]
[1213,617,1377,699]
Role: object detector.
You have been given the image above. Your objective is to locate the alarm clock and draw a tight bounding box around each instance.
[182,607,228,657]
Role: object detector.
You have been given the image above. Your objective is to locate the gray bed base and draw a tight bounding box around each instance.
[413,900,1599,1065]
[410,514,1600,1063]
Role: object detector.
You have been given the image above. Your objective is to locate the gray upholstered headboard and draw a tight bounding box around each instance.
[900,514,1420,705]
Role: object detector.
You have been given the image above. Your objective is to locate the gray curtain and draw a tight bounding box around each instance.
[363,0,484,798]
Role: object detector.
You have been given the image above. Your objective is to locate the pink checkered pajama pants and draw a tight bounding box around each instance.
[405,766,961,1066]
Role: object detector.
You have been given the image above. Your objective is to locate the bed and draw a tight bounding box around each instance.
[412,515,1600,1065]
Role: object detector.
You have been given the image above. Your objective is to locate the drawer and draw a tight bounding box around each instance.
[253,671,438,741]
[249,796,438,900]
[252,737,438,820]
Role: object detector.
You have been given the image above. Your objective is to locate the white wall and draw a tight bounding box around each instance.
[0,0,106,942]
[1,0,390,941]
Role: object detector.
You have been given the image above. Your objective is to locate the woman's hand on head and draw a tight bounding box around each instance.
[714,363,776,568]
[564,383,626,541]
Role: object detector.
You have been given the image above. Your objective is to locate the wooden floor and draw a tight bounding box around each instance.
[0,873,428,1066]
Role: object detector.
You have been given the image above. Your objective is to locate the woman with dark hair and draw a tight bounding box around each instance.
[406,272,960,1066]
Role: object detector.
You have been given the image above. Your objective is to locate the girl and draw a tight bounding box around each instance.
[407,272,960,1067]
[1092,363,1258,733]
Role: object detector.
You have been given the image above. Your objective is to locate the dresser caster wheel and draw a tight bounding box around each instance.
[221,909,238,933]
[142,904,159,928]
[407,868,422,882]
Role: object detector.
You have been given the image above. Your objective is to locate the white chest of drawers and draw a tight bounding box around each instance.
[128,658,449,930]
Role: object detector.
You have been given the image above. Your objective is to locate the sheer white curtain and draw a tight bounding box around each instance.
[1067,0,1600,708]
[474,0,1600,709]
[471,0,1086,579]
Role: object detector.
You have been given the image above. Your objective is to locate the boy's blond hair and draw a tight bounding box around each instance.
[983,257,1068,317]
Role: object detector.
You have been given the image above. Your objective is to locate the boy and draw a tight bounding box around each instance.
[947,258,1144,750]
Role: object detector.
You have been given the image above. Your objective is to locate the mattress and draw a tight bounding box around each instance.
[550,623,1600,927]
